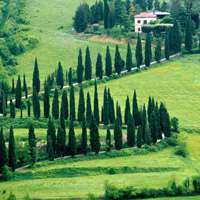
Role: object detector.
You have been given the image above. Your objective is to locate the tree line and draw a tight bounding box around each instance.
[0,88,175,172]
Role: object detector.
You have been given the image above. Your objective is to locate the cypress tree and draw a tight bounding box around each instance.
[126,42,133,71]
[86,92,92,124]
[114,45,123,74]
[8,127,16,171]
[32,87,40,119]
[77,49,84,84]
[135,34,143,69]
[60,107,66,135]
[144,33,152,67]
[56,62,64,89]
[23,74,28,99]
[165,29,170,60]
[160,103,171,137]
[43,82,50,118]
[103,87,109,125]
[155,102,162,140]
[68,120,76,157]
[155,39,162,63]
[78,86,85,122]
[10,99,15,118]
[93,81,99,124]
[124,96,131,125]
[0,128,8,170]
[81,116,87,155]
[105,46,112,77]
[68,67,73,86]
[85,46,92,80]
[32,58,40,93]
[1,92,6,117]
[27,99,31,117]
[96,53,103,79]
[47,117,56,153]
[149,111,158,144]
[114,118,123,150]
[137,126,143,148]
[15,75,22,108]
[104,0,109,29]
[11,78,15,94]
[106,128,112,151]
[185,16,193,52]
[47,135,54,161]
[144,116,151,145]
[28,124,36,164]
[133,90,140,126]
[70,85,76,120]
[56,127,65,157]
[90,114,101,154]
[116,103,122,126]
[172,20,182,53]
[20,106,23,118]
[52,89,59,119]
[61,90,68,120]
[109,97,115,124]
[127,113,135,147]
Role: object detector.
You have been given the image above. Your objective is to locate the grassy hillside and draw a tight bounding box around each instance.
[14,0,128,86]
[0,133,199,199]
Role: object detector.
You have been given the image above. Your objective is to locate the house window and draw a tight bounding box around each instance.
[144,20,147,24]
[138,28,141,32]
[137,20,141,23]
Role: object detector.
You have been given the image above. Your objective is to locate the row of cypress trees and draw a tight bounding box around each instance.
[0,124,37,173]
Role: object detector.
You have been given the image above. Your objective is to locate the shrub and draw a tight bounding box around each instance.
[0,166,13,181]
[171,117,179,133]
[7,193,17,200]
[174,143,188,157]
[192,176,200,193]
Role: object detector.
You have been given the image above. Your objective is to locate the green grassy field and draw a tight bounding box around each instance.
[13,0,129,86]
[0,133,199,199]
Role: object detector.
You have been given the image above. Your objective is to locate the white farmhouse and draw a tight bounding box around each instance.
[135,10,170,33]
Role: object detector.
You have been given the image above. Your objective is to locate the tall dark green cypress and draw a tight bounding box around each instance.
[109,97,115,124]
[61,90,68,120]
[56,62,64,89]
[8,126,16,171]
[56,127,65,157]
[68,67,73,86]
[114,45,123,74]
[77,49,84,84]
[47,135,54,161]
[85,46,92,80]
[155,39,162,63]
[172,20,182,53]
[43,82,50,118]
[137,126,143,148]
[15,75,22,108]
[23,74,28,99]
[96,53,103,79]
[28,124,36,164]
[126,42,133,71]
[165,29,170,60]
[70,85,76,120]
[86,92,92,124]
[52,89,59,119]
[90,114,101,154]
[11,78,15,94]
[133,90,140,126]
[116,103,122,126]
[103,87,109,125]
[27,99,31,117]
[0,128,8,170]
[47,117,56,153]
[10,99,15,118]
[68,120,76,157]
[106,128,112,151]
[127,113,135,147]
[149,111,158,144]
[135,34,143,69]
[32,58,40,93]
[78,86,85,122]
[114,118,123,150]
[93,80,99,124]
[81,116,87,155]
[32,87,40,119]
[104,0,109,29]
[105,46,112,77]
[185,16,193,52]
[144,33,152,67]
[124,96,131,125]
